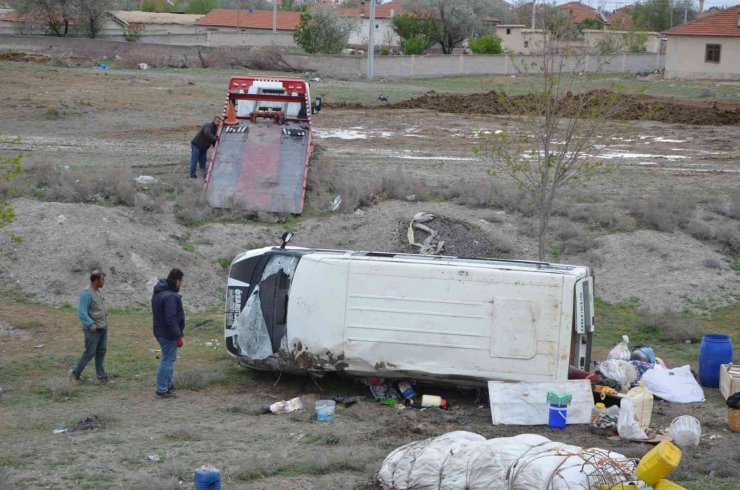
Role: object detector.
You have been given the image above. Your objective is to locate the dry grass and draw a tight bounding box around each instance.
[173,367,227,391]
[629,190,696,232]
[40,376,79,400]
[636,307,704,342]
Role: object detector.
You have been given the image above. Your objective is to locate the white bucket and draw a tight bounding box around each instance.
[315,400,336,421]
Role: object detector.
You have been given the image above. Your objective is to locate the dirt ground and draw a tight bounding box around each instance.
[0,61,739,488]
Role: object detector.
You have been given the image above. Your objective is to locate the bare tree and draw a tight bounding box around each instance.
[76,0,114,38]
[15,0,76,36]
[475,18,625,261]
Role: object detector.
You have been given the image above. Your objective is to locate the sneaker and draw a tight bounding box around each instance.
[95,376,109,385]
[155,391,177,399]
[168,385,175,392]
[189,176,197,180]
[69,370,81,382]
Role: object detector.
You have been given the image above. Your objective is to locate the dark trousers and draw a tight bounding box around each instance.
[189,143,208,178]
[73,328,107,379]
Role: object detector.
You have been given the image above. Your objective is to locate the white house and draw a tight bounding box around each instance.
[664,5,740,80]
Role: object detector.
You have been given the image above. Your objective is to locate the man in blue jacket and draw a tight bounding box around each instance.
[151,268,185,398]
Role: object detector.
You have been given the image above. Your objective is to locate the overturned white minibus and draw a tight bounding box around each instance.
[225,237,595,385]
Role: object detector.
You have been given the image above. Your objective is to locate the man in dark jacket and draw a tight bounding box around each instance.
[152,268,185,398]
[189,116,222,179]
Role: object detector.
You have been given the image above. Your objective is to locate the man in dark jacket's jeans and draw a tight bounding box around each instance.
[152,268,185,398]
[189,116,222,179]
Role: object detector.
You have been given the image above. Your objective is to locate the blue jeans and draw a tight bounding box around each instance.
[156,337,178,394]
[73,328,107,379]
[189,143,208,178]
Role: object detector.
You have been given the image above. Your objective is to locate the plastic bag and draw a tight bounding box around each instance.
[269,396,303,414]
[617,398,648,440]
[626,385,654,430]
[597,359,638,390]
[608,335,631,361]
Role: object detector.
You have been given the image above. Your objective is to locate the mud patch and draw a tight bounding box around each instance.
[0,51,92,66]
[400,216,503,258]
[70,415,108,432]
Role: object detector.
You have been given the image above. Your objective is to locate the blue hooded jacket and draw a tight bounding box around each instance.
[151,278,184,340]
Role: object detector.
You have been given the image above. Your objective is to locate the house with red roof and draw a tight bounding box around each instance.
[558,1,608,26]
[194,8,302,46]
[663,5,740,79]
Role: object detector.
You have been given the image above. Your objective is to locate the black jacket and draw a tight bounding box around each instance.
[151,278,184,340]
[191,122,218,151]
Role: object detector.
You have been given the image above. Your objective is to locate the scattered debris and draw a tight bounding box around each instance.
[263,396,303,414]
[329,195,342,212]
[669,415,701,448]
[407,212,444,254]
[145,454,161,462]
[95,63,109,70]
[608,335,631,361]
[69,415,108,432]
[134,175,157,185]
[138,63,149,70]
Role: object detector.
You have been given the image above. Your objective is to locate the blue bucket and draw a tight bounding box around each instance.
[194,467,221,490]
[548,404,568,429]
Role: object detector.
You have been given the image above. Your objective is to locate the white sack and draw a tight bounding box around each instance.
[617,398,648,440]
[608,334,631,360]
[377,432,635,490]
[641,365,705,403]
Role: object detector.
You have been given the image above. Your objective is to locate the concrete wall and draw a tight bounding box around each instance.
[582,29,662,54]
[284,52,665,79]
[0,34,665,78]
[199,29,295,47]
[665,36,740,80]
[348,17,399,48]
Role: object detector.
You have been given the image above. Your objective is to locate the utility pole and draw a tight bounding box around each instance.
[273,0,277,33]
[367,0,376,79]
[684,5,688,24]
[531,0,536,30]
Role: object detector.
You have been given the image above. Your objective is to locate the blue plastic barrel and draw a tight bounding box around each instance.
[698,334,733,388]
[194,467,221,490]
[548,404,568,429]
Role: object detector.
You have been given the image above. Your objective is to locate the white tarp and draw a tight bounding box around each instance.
[641,365,705,403]
[488,380,594,425]
[377,431,636,490]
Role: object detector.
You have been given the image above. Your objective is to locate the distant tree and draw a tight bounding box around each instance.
[14,0,76,36]
[391,14,435,54]
[578,17,603,30]
[141,0,182,12]
[76,0,114,38]
[187,0,218,14]
[467,33,502,54]
[633,0,697,31]
[401,0,514,54]
[293,8,357,54]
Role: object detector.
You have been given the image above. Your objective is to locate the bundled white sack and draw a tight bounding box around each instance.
[376,431,485,489]
[509,446,636,489]
[377,432,635,490]
[440,434,551,489]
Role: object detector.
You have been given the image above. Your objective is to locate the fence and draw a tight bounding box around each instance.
[0,35,665,78]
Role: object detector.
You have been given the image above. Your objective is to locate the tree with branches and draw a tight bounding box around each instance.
[475,16,625,261]
[401,0,515,54]
[293,7,357,54]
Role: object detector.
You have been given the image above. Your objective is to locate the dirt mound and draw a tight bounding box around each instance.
[0,51,92,66]
[70,415,108,432]
[328,90,740,126]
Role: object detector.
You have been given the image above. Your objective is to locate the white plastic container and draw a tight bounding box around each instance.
[627,385,654,430]
[315,400,336,421]
[669,415,700,447]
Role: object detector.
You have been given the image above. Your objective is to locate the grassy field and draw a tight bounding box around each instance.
[1,293,738,488]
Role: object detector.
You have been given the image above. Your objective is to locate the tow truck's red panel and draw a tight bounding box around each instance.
[204,77,313,214]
